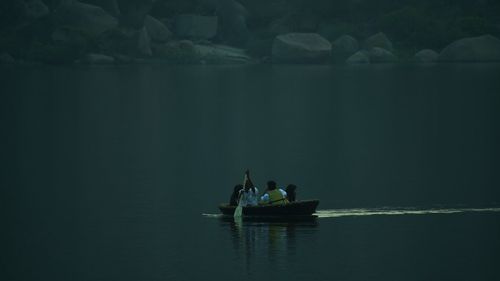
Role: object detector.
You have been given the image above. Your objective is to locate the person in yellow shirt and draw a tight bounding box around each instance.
[260,180,289,205]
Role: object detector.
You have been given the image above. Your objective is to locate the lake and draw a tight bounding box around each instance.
[1,63,500,281]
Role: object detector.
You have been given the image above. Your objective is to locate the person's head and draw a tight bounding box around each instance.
[286,184,297,192]
[267,180,277,190]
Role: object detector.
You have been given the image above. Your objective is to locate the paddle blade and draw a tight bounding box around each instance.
[234,205,243,218]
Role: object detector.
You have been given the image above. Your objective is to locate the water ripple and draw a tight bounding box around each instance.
[316,207,500,218]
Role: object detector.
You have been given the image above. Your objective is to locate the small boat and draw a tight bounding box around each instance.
[219,200,319,217]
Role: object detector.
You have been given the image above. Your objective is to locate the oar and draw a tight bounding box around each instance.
[233,193,243,218]
[234,171,249,218]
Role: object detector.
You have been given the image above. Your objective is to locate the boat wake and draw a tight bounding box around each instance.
[316,207,500,218]
[203,207,500,219]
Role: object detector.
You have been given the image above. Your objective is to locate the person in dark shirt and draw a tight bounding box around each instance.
[285,184,297,202]
[229,184,243,206]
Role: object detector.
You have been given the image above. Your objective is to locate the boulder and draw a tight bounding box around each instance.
[367,47,397,63]
[174,15,218,39]
[80,53,115,64]
[414,49,439,63]
[53,0,118,37]
[117,0,153,28]
[194,44,251,64]
[269,17,291,35]
[81,0,120,17]
[25,0,49,20]
[272,33,331,63]
[438,35,500,62]
[214,0,249,46]
[269,14,319,35]
[51,27,87,44]
[137,27,152,56]
[0,53,16,64]
[99,27,151,57]
[346,51,370,64]
[364,32,393,51]
[144,15,172,43]
[152,40,199,63]
[331,35,358,62]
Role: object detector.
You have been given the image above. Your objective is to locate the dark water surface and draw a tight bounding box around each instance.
[1,64,500,281]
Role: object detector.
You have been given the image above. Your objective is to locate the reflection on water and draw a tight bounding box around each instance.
[219,217,318,273]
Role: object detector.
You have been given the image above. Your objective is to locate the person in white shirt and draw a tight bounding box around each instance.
[238,185,259,206]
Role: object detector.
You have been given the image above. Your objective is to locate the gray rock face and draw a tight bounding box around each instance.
[137,27,152,56]
[331,35,359,62]
[269,17,290,35]
[145,15,172,43]
[438,35,500,62]
[174,15,218,39]
[151,40,199,63]
[117,0,153,28]
[0,53,16,64]
[53,0,118,37]
[364,32,393,51]
[99,27,151,57]
[346,51,370,64]
[81,53,115,64]
[414,49,439,63]
[25,0,49,20]
[214,0,249,46]
[82,0,120,16]
[272,33,331,63]
[195,44,251,64]
[367,47,397,63]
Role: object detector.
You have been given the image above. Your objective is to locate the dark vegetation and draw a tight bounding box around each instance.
[1,0,499,64]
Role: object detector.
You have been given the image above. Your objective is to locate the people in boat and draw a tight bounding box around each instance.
[238,184,259,206]
[260,180,289,205]
[229,184,243,206]
[285,184,297,202]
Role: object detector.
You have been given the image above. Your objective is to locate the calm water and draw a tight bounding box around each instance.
[1,64,500,281]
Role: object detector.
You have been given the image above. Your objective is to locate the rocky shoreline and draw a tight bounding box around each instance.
[1,0,500,66]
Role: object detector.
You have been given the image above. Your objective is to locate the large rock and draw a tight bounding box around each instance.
[269,14,319,35]
[331,35,358,62]
[52,26,86,43]
[25,0,49,20]
[174,15,218,39]
[438,35,500,62]
[151,40,200,63]
[367,47,397,63]
[346,51,370,64]
[53,0,118,37]
[145,15,172,43]
[195,44,251,64]
[414,49,439,63]
[99,27,151,57]
[0,53,16,64]
[269,17,291,35]
[272,33,331,63]
[117,0,153,28]
[81,0,120,16]
[364,32,393,52]
[214,0,249,46]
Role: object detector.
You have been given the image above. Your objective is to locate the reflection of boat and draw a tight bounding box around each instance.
[218,200,319,218]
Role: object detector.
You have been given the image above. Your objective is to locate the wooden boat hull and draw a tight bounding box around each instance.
[218,200,319,217]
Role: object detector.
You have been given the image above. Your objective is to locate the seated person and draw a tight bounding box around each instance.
[229,184,243,206]
[285,184,297,202]
[260,180,289,205]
